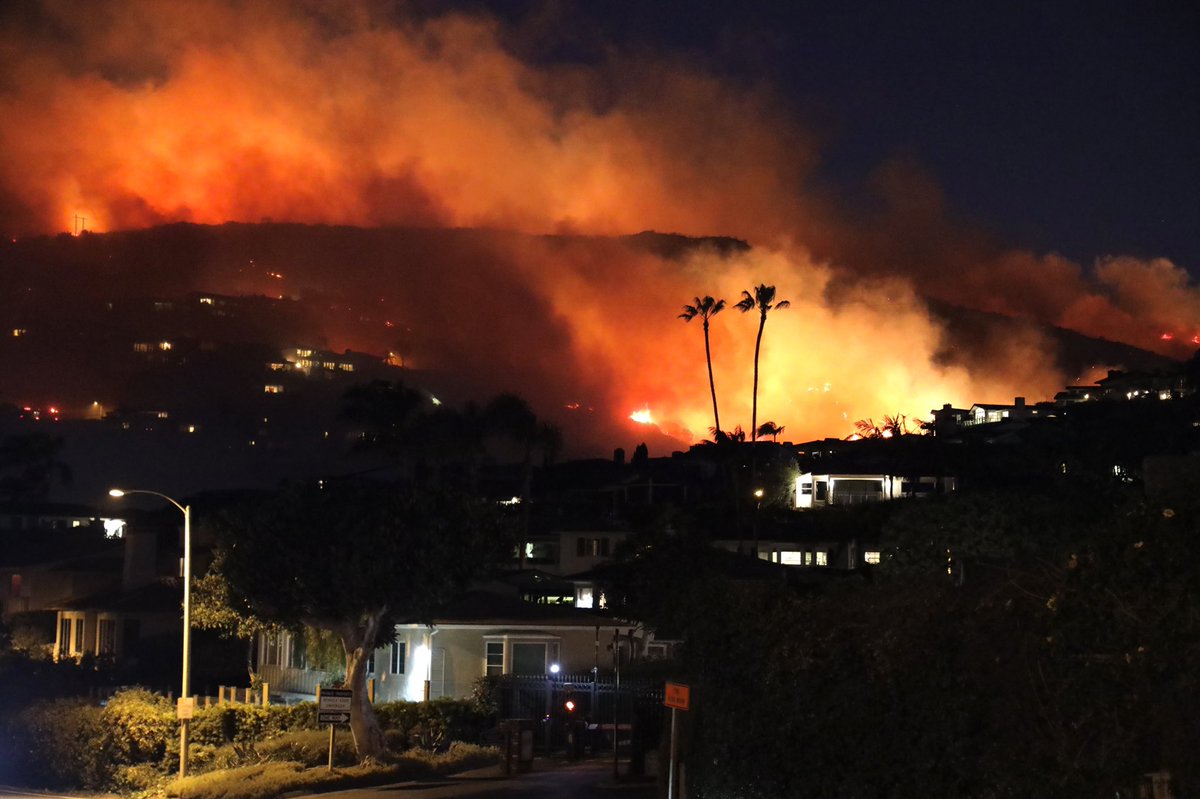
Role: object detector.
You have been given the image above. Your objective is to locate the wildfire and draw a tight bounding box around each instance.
[630,408,653,425]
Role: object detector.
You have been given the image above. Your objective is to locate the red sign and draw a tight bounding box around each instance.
[664,681,690,710]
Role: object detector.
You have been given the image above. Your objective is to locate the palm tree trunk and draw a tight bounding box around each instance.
[751,314,766,442]
[703,320,721,435]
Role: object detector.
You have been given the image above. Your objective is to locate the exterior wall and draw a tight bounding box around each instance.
[557,532,628,576]
[54,608,177,660]
[263,622,625,702]
[796,473,955,509]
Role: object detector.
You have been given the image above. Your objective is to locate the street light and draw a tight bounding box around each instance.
[109,488,193,779]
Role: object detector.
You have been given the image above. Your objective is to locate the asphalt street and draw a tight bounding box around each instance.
[304,761,657,799]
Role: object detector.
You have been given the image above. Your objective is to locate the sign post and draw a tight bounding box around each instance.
[664,682,690,799]
[317,687,353,771]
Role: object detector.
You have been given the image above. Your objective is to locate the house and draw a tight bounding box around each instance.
[795,471,956,509]
[257,585,641,703]
[46,513,183,663]
[1,503,122,626]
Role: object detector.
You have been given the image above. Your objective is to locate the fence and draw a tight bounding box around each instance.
[496,673,665,767]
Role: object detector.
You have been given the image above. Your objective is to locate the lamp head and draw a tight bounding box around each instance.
[108,489,126,498]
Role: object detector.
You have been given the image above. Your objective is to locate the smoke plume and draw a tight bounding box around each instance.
[1,1,1196,450]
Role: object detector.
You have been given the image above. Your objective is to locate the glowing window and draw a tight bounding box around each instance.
[158,341,173,351]
[199,297,213,305]
[779,551,804,565]
[804,552,813,566]
[12,328,26,337]
[815,551,829,567]
[576,586,594,609]
[864,551,881,565]
[264,385,284,394]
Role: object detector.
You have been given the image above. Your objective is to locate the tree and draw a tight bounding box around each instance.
[679,296,727,436]
[212,480,512,761]
[0,433,72,501]
[756,420,785,442]
[735,284,790,442]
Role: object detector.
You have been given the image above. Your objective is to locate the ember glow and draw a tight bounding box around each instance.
[1,2,1197,452]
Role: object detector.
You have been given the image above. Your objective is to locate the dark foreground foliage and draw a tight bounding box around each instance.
[654,489,1200,798]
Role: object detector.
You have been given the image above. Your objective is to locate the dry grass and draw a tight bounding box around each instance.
[162,743,500,799]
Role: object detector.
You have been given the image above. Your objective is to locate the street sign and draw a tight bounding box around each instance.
[318,688,352,725]
[664,681,690,711]
[176,696,195,720]
[318,688,352,712]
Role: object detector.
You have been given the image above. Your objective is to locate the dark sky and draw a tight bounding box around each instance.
[454,0,1200,271]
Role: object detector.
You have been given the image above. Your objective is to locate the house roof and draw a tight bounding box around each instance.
[404,589,620,627]
[53,578,183,614]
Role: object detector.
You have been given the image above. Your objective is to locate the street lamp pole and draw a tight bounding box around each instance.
[109,488,192,779]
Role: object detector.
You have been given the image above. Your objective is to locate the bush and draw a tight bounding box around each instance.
[2,698,115,789]
[104,688,175,766]
[374,698,487,750]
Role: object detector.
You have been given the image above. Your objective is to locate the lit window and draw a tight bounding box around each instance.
[864,551,881,565]
[485,641,504,676]
[199,297,213,305]
[133,342,151,353]
[804,552,813,566]
[576,586,594,609]
[779,551,803,565]
[264,385,284,394]
[815,551,828,567]
[340,363,354,371]
[158,341,172,351]
[12,328,26,337]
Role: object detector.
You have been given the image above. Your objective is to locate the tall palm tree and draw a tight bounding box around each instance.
[736,284,790,442]
[679,295,727,436]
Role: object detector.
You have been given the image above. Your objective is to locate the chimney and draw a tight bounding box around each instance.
[122,528,159,591]
[613,447,626,466]
[1014,397,1025,408]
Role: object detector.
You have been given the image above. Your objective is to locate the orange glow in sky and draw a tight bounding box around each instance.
[1,2,1197,450]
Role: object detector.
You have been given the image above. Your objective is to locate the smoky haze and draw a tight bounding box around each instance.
[0,1,1197,450]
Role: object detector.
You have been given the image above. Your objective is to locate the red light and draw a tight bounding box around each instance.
[1161,333,1174,341]
[564,700,576,712]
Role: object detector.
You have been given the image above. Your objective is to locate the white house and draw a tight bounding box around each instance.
[257,588,638,703]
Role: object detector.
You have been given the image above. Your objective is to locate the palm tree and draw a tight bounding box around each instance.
[735,284,790,442]
[679,296,727,436]
[756,420,785,442]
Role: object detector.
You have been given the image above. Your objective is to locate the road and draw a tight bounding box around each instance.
[307,761,656,799]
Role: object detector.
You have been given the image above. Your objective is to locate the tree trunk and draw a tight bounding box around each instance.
[704,319,721,435]
[337,614,388,762]
[751,314,765,442]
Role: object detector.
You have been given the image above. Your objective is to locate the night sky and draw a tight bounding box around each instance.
[472,0,1200,270]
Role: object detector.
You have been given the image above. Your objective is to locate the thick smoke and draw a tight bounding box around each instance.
[0,1,1196,449]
